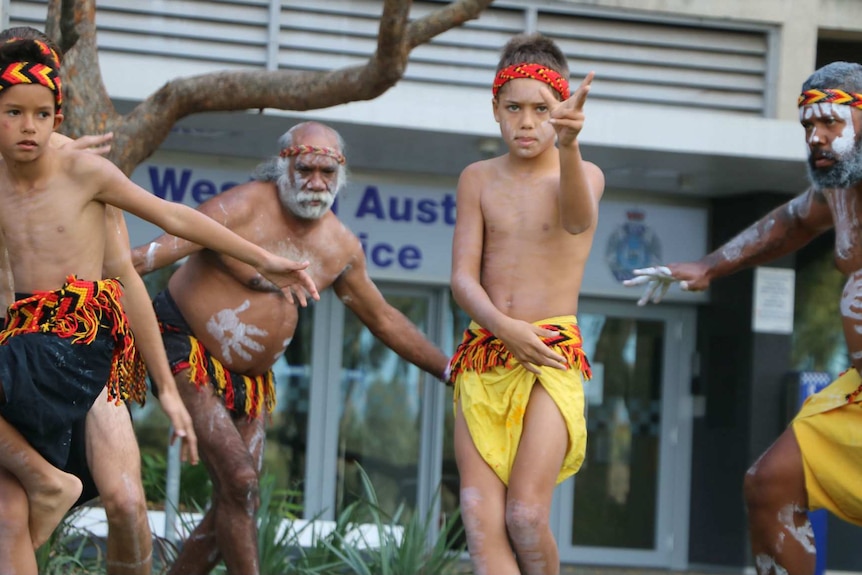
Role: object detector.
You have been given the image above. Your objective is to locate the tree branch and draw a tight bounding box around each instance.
[59,0,495,173]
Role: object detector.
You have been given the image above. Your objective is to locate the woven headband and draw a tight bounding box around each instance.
[279,144,345,165]
[493,62,570,101]
[798,88,862,109]
[0,61,63,112]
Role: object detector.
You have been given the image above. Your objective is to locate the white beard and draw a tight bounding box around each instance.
[277,173,337,220]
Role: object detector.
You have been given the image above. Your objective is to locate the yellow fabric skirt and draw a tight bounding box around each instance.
[792,368,862,525]
[451,315,590,486]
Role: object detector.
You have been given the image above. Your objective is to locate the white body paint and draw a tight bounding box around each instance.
[460,487,490,575]
[755,553,789,575]
[830,192,859,260]
[777,504,816,553]
[800,103,857,156]
[205,300,269,363]
[144,242,159,272]
[840,271,862,335]
[506,499,548,574]
[722,227,762,263]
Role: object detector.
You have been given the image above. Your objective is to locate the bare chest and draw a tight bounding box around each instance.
[825,190,862,270]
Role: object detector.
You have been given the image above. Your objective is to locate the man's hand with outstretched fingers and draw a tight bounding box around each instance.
[498,318,569,376]
[623,262,711,306]
[541,72,595,147]
[157,387,199,465]
[258,256,320,306]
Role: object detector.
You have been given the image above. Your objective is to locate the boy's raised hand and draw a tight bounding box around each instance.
[259,256,320,306]
[542,72,595,147]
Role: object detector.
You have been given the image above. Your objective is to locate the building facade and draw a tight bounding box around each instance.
[4,0,861,570]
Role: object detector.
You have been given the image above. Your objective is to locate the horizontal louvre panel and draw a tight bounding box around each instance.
[537,11,768,113]
[97,31,267,66]
[10,0,772,115]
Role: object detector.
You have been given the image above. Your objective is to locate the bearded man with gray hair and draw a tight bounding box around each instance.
[625,61,862,573]
[132,121,449,575]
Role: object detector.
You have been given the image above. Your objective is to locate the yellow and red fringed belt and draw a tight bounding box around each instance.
[0,275,146,406]
[164,326,275,419]
[447,322,592,384]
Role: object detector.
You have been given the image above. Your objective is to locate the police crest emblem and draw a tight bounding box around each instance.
[606,210,662,282]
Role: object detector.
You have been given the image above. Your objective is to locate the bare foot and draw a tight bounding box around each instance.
[28,469,83,549]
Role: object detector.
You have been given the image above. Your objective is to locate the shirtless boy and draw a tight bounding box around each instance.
[0,36,317,575]
[448,34,604,575]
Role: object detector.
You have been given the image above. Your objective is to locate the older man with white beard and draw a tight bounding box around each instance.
[625,61,862,574]
[132,121,450,575]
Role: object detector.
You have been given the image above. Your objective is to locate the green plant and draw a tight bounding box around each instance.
[36,506,104,574]
[140,450,213,509]
[322,467,465,575]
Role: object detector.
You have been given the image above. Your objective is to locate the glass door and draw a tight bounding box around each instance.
[333,285,441,522]
[555,300,695,568]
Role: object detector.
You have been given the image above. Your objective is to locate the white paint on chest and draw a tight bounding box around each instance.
[840,271,862,335]
[829,192,860,260]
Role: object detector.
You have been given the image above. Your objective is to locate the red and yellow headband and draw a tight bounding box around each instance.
[493,62,570,101]
[798,88,862,109]
[0,61,63,112]
[280,144,345,165]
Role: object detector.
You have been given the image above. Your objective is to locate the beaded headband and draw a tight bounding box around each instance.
[279,144,345,165]
[492,62,570,101]
[0,61,63,112]
[798,88,862,109]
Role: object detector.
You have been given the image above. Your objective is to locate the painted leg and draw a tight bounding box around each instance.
[744,428,816,575]
[86,391,152,575]
[0,469,38,575]
[454,400,520,575]
[167,371,264,575]
[507,384,567,575]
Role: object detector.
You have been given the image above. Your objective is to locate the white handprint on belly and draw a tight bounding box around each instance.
[206,300,269,363]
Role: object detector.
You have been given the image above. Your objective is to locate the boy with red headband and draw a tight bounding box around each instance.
[448,33,604,574]
[0,36,318,574]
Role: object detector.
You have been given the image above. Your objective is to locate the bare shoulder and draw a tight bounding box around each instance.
[56,146,115,180]
[200,178,273,218]
[458,157,501,191]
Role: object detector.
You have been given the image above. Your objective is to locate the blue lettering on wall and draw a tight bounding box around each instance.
[192,180,217,204]
[356,186,386,219]
[357,232,423,271]
[355,185,455,226]
[416,199,438,224]
[388,197,412,221]
[398,246,421,269]
[147,166,238,205]
[149,166,191,202]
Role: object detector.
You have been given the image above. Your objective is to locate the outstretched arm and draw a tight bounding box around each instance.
[542,73,605,234]
[625,188,833,304]
[335,239,450,381]
[102,207,199,464]
[89,156,319,305]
